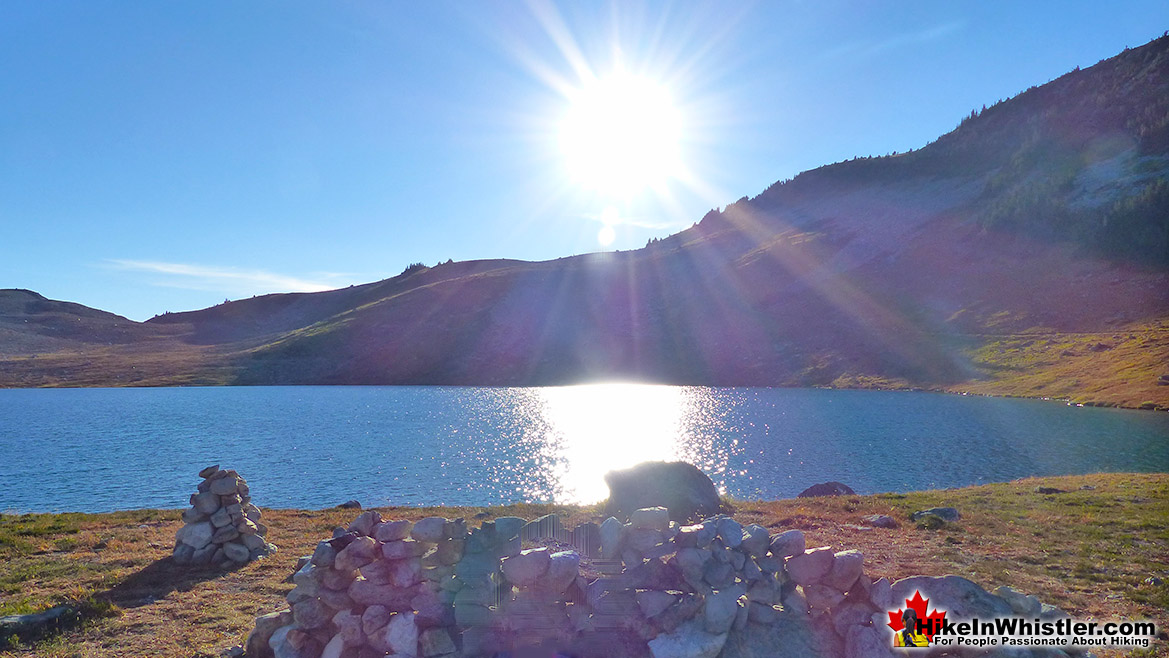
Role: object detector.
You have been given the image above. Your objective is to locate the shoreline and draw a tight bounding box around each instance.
[2,380,1167,414]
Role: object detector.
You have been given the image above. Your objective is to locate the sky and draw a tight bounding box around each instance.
[2,1,1166,321]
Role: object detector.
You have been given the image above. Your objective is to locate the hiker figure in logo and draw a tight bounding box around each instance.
[894,608,930,647]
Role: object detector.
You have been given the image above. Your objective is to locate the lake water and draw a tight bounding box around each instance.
[0,385,1166,513]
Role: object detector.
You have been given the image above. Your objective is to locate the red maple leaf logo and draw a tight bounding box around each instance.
[887,590,947,641]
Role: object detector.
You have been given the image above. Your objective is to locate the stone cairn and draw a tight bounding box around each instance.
[173,465,277,566]
[246,508,1090,658]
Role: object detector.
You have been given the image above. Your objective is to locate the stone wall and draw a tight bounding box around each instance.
[246,509,1093,658]
[173,466,276,566]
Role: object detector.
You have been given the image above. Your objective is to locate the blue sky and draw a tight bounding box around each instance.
[2,1,1166,321]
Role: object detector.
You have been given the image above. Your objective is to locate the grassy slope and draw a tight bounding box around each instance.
[1,474,1165,657]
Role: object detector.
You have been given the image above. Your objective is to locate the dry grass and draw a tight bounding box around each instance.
[954,320,1169,410]
[1,475,1165,657]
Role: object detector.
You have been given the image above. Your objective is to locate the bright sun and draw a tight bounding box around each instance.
[560,73,682,198]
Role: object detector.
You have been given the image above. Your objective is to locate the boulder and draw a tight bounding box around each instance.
[862,514,898,528]
[599,516,625,558]
[715,518,743,548]
[911,507,960,522]
[638,590,679,618]
[336,500,362,509]
[604,461,722,522]
[797,481,855,497]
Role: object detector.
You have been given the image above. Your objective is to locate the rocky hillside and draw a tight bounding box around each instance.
[2,36,1168,407]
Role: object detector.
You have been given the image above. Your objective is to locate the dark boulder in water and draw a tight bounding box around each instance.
[796,481,856,498]
[603,461,722,523]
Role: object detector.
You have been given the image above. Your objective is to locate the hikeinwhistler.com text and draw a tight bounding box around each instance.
[919,617,1156,650]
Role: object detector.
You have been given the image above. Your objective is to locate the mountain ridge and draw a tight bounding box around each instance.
[3,36,1168,408]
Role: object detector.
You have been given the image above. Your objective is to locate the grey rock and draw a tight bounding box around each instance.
[199,464,220,478]
[292,598,332,630]
[178,521,214,549]
[336,500,361,509]
[638,590,678,618]
[376,520,412,542]
[180,506,207,524]
[740,525,769,557]
[193,491,221,515]
[223,541,250,563]
[319,634,345,658]
[494,516,526,540]
[844,624,897,658]
[541,550,581,593]
[246,608,291,658]
[361,605,391,635]
[747,600,780,625]
[804,583,845,611]
[331,608,364,646]
[768,529,805,559]
[212,526,240,544]
[832,599,877,637]
[647,618,728,658]
[869,577,893,610]
[911,507,960,522]
[389,557,423,588]
[381,538,424,560]
[631,506,672,532]
[335,536,379,571]
[501,547,550,586]
[715,518,743,548]
[419,627,456,657]
[627,527,665,554]
[173,543,195,564]
[310,541,336,568]
[824,549,864,591]
[347,509,382,537]
[599,516,625,558]
[721,609,826,658]
[411,517,447,543]
[210,507,232,528]
[210,475,240,496]
[785,546,835,586]
[862,514,898,528]
[348,578,417,608]
[704,587,744,634]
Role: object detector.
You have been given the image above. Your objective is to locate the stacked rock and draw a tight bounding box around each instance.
[247,508,1093,658]
[173,465,276,566]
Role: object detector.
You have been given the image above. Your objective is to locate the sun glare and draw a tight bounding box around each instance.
[560,73,683,197]
[539,383,687,503]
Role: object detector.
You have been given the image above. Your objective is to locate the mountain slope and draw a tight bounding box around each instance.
[2,36,1168,407]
